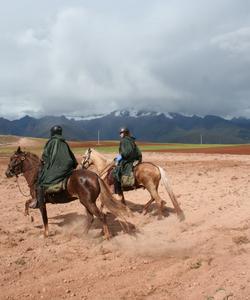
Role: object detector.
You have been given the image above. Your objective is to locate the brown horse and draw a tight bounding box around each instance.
[5,147,131,238]
[82,148,185,220]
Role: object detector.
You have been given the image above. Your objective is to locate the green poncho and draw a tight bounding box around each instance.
[38,134,78,188]
[113,136,142,182]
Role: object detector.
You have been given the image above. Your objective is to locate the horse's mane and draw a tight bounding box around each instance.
[88,148,112,169]
[25,151,40,163]
[90,148,108,160]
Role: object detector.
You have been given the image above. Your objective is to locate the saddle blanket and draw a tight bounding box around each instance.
[44,177,68,194]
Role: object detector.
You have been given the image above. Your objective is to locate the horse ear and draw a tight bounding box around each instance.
[16,146,21,153]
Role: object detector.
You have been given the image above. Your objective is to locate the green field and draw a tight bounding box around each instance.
[72,143,236,155]
[0,134,246,157]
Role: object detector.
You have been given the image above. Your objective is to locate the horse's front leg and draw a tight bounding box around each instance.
[24,199,32,216]
[39,204,49,237]
[25,187,36,216]
[103,176,115,194]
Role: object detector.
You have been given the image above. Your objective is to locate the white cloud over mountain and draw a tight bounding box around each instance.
[0,0,250,119]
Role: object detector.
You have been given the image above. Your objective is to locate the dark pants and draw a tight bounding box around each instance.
[36,185,45,207]
[114,179,122,195]
[113,163,122,195]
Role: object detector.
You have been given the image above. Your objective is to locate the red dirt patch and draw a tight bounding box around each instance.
[145,145,250,155]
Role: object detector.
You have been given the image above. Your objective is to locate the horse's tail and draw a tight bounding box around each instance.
[158,166,185,221]
[98,178,133,222]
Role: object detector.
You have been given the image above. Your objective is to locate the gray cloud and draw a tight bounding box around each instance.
[0,0,250,119]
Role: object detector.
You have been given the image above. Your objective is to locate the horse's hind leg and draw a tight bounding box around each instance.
[84,208,94,234]
[142,198,154,215]
[82,201,111,239]
[102,213,111,239]
[144,182,164,219]
[154,194,165,219]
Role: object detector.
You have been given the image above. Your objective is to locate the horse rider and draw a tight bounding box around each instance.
[29,125,78,208]
[113,127,142,201]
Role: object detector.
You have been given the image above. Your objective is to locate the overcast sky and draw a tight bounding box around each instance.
[0,0,250,119]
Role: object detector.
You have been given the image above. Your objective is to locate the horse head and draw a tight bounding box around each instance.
[5,147,40,178]
[5,146,27,178]
[81,148,93,168]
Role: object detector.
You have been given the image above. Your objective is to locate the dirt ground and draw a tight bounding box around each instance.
[1,150,250,300]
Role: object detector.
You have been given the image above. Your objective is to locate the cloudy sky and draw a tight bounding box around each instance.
[0,0,250,119]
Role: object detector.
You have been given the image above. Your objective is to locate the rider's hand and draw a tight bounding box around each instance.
[115,154,122,162]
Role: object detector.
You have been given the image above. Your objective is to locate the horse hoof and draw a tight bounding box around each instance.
[177,211,185,222]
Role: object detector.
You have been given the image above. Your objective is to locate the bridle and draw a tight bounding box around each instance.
[7,153,26,177]
[7,152,30,197]
[81,148,115,177]
[7,151,40,197]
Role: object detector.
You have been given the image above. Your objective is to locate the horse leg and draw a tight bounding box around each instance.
[144,182,164,219]
[102,214,111,240]
[142,197,154,215]
[24,199,32,216]
[80,196,111,239]
[24,199,34,223]
[84,208,94,234]
[39,204,48,237]
[88,202,111,239]
[154,194,164,220]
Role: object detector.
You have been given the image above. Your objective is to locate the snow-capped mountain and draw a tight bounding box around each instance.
[67,109,176,120]
[1,110,250,143]
[66,114,106,121]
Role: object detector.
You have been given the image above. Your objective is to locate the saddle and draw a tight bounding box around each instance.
[44,177,77,204]
[44,177,68,194]
[107,160,140,188]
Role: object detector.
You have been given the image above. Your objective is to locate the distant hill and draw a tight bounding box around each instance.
[1,110,250,143]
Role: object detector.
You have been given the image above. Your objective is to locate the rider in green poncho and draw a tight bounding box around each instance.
[29,125,78,209]
[113,127,142,200]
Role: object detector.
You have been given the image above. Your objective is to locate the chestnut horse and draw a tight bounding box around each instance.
[82,148,185,220]
[5,147,131,238]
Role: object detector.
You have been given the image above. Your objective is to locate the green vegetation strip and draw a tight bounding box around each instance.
[0,141,246,157]
[73,143,237,154]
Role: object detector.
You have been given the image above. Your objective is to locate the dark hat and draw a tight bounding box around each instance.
[119,127,130,135]
[50,125,62,136]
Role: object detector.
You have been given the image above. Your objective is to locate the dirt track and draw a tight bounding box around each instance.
[1,152,250,300]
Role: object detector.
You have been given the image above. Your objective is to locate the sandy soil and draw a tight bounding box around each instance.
[1,151,250,300]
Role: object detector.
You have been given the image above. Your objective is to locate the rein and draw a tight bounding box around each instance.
[10,153,40,197]
[15,176,30,197]
[82,148,115,177]
[99,161,115,177]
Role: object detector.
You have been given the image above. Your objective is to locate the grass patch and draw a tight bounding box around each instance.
[0,135,248,157]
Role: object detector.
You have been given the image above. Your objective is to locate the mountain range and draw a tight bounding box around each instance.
[1,110,250,143]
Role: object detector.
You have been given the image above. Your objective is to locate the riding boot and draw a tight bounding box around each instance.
[114,180,122,195]
[29,186,45,209]
[113,180,123,201]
